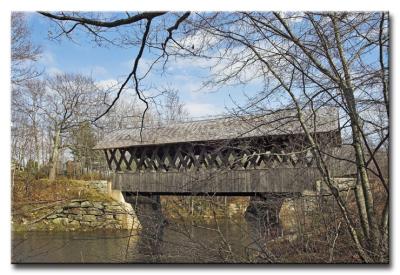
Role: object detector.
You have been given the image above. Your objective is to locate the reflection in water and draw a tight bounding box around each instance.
[135,224,165,263]
[12,217,281,263]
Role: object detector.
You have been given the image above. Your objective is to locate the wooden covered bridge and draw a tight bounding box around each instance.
[94,108,344,197]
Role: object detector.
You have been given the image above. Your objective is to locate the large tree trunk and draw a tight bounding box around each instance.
[49,128,61,181]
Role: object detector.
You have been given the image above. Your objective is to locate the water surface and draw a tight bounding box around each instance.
[12,218,281,263]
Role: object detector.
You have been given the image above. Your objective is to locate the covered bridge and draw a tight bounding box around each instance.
[94,108,343,195]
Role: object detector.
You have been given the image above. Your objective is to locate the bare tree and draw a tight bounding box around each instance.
[33,11,389,263]
[11,12,41,86]
[166,12,388,262]
[152,88,189,125]
[43,73,104,180]
[39,12,191,140]
[11,12,43,170]
[12,80,47,169]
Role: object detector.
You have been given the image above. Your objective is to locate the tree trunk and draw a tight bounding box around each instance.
[331,15,381,258]
[49,128,61,181]
[343,86,381,255]
[33,118,40,170]
[354,179,370,240]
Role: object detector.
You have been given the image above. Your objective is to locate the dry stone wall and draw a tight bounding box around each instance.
[43,199,138,231]
[16,180,140,232]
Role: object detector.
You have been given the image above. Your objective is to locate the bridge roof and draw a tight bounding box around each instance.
[94,107,339,150]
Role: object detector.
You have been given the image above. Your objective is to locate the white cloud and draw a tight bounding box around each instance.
[46,67,63,76]
[90,66,108,77]
[184,102,225,118]
[96,79,119,90]
[175,30,220,52]
[167,56,211,72]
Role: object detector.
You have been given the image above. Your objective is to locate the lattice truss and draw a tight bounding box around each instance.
[104,137,319,172]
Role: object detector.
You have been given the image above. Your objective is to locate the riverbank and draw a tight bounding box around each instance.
[12,176,138,232]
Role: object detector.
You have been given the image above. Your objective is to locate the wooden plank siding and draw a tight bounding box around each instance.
[112,167,322,195]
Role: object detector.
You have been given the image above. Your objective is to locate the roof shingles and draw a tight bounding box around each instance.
[94,108,339,149]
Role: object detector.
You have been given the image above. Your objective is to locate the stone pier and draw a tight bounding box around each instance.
[123,193,167,232]
[245,193,291,226]
[123,193,167,261]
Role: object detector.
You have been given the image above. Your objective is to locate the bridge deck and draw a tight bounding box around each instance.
[112,167,321,195]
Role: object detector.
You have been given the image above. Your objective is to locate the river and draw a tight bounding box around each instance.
[12,217,282,263]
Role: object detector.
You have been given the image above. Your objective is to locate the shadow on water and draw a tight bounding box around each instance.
[134,223,165,263]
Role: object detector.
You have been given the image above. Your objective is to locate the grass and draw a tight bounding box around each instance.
[11,171,113,230]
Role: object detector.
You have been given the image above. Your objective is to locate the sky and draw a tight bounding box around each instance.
[27,12,262,118]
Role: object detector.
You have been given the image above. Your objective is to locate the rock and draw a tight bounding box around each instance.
[114,224,122,229]
[81,201,93,208]
[89,221,101,227]
[104,205,123,212]
[67,214,82,221]
[71,199,84,202]
[52,218,69,226]
[67,202,81,208]
[104,219,118,225]
[104,224,117,230]
[55,207,64,214]
[69,220,80,227]
[82,215,97,222]
[93,202,104,209]
[64,208,85,215]
[47,214,59,219]
[115,214,126,221]
[80,221,91,227]
[86,208,103,216]
[104,214,114,220]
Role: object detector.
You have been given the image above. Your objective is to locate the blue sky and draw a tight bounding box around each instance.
[27,12,262,118]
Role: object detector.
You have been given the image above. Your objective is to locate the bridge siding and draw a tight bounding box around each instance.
[112,168,321,194]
